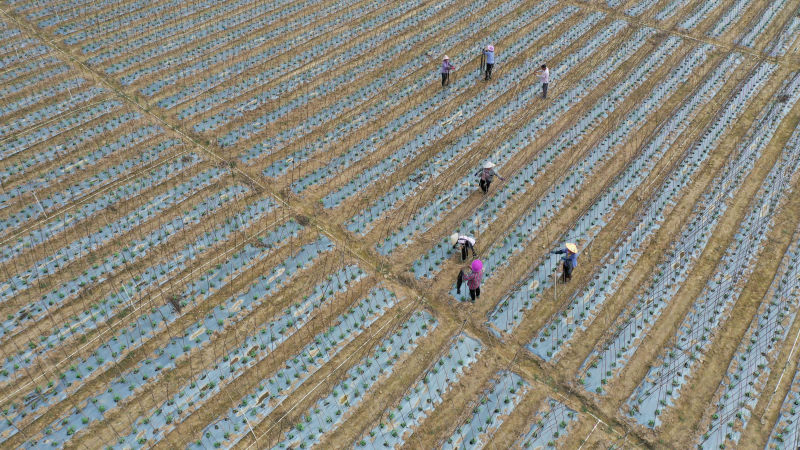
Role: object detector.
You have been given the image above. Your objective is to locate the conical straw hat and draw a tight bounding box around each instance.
[450,233,459,246]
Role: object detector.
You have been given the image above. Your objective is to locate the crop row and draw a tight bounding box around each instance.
[135,0,397,96]
[625,0,660,17]
[655,0,692,22]
[82,0,257,58]
[528,51,741,361]
[448,35,686,306]
[197,286,398,448]
[157,0,409,110]
[116,265,371,448]
[441,370,528,449]
[701,133,800,448]
[359,333,483,447]
[254,0,535,170]
[340,9,604,224]
[0,163,222,302]
[0,196,278,383]
[577,62,779,395]
[283,0,559,195]
[517,398,578,448]
[104,0,302,78]
[32,234,338,447]
[189,0,464,133]
[0,86,107,138]
[16,228,332,446]
[768,366,800,448]
[738,0,790,48]
[768,9,800,57]
[0,132,176,236]
[707,0,753,38]
[0,109,139,185]
[626,74,800,428]
[2,99,123,161]
[377,25,658,257]
[278,310,436,449]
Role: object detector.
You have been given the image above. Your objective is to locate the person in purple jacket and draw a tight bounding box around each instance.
[441,55,455,87]
[456,259,483,302]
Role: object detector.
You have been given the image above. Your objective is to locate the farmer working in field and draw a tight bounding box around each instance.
[441,55,455,87]
[551,242,578,283]
[456,259,483,302]
[476,161,505,194]
[534,63,549,98]
[484,45,495,81]
[450,233,476,261]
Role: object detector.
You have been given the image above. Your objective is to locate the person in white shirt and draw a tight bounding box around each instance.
[534,63,549,98]
[483,45,495,81]
[450,233,476,261]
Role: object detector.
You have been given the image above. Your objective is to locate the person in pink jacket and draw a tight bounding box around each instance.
[456,259,483,302]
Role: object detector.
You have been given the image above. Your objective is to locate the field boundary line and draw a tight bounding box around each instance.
[567,0,787,65]
[576,419,600,450]
[0,3,382,278]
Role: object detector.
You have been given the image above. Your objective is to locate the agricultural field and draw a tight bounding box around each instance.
[3,0,800,447]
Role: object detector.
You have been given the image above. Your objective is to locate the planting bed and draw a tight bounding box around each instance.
[577,62,780,396]
[699,151,800,447]
[480,34,687,329]
[624,74,800,429]
[287,0,567,196]
[441,370,528,449]
[195,285,399,448]
[516,398,579,448]
[5,0,800,447]
[276,309,436,449]
[527,51,743,361]
[334,6,597,215]
[768,369,800,449]
[255,0,534,172]
[383,25,657,258]
[358,333,483,448]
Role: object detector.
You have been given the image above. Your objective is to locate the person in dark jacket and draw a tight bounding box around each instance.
[450,233,476,261]
[484,45,495,81]
[476,161,505,194]
[441,55,455,87]
[551,242,578,283]
[456,259,483,302]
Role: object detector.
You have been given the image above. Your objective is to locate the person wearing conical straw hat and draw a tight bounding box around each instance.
[475,161,505,194]
[450,232,476,261]
[551,242,578,283]
[441,55,455,87]
[483,45,495,81]
[456,259,483,303]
